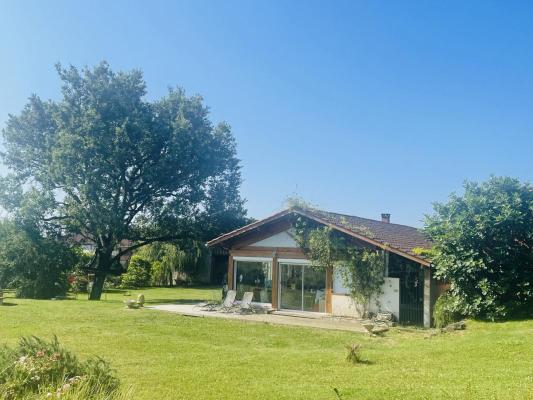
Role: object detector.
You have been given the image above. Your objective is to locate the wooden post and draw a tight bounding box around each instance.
[271,252,278,309]
[326,266,333,314]
[227,254,234,290]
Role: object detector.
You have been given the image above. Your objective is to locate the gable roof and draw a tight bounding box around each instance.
[207,207,433,266]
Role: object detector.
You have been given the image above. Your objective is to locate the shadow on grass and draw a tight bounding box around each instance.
[354,359,374,365]
[143,298,206,305]
[1,302,18,307]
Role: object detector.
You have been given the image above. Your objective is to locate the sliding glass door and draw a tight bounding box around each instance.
[234,260,272,303]
[279,263,326,312]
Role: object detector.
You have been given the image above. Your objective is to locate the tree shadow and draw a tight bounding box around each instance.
[1,302,18,307]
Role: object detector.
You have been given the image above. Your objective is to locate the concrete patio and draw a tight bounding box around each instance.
[146,303,367,333]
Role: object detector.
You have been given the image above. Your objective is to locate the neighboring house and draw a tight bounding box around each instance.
[70,234,134,265]
[207,207,444,327]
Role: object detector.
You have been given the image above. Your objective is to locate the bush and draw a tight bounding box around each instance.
[425,177,533,319]
[0,336,121,400]
[120,255,151,288]
[0,222,79,299]
[433,293,462,329]
[68,271,89,293]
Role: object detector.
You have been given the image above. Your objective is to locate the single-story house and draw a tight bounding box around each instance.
[207,207,445,327]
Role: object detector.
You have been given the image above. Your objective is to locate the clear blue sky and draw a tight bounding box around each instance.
[1,1,532,227]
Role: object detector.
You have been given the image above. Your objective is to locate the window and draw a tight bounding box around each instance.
[234,260,272,303]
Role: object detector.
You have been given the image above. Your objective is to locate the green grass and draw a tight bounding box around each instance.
[0,287,532,399]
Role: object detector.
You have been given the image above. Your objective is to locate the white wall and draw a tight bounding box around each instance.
[331,277,400,320]
[249,230,298,248]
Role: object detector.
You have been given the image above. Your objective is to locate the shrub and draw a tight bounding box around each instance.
[0,336,121,400]
[0,222,79,299]
[120,255,151,288]
[425,177,533,319]
[433,293,462,329]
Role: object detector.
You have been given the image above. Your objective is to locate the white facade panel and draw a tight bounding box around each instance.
[249,230,298,248]
[331,277,400,320]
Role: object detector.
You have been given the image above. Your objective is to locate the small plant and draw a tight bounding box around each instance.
[433,293,462,329]
[345,343,363,364]
[0,336,121,400]
[333,387,344,399]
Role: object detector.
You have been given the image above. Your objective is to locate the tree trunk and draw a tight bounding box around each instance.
[89,272,106,300]
[89,250,113,300]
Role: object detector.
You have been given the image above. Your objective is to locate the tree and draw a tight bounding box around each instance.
[424,176,533,319]
[0,220,79,299]
[0,61,247,300]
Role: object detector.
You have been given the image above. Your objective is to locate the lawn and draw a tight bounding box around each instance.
[0,287,532,400]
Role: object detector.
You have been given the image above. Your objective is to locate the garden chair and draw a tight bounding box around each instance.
[219,290,238,312]
[203,289,236,312]
[236,291,254,313]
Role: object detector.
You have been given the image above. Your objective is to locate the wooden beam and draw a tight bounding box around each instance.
[232,219,292,249]
[227,254,234,290]
[326,266,333,314]
[271,253,278,310]
[230,248,306,259]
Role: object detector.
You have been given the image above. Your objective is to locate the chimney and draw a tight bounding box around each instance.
[381,213,390,223]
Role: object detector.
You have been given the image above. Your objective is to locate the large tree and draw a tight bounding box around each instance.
[424,176,533,319]
[0,61,247,300]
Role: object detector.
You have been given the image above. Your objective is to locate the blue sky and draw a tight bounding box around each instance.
[1,1,532,227]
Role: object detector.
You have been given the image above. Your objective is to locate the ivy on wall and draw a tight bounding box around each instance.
[292,214,385,317]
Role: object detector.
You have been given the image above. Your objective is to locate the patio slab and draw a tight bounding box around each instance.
[146,303,367,333]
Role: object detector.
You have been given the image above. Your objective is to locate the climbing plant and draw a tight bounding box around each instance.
[292,213,385,316]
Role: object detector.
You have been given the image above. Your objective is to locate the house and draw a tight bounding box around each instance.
[70,234,134,266]
[207,207,444,327]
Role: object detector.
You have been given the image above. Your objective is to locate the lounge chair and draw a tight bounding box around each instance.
[237,291,254,313]
[203,289,236,312]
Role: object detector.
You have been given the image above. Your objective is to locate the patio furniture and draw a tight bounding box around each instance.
[219,290,238,312]
[237,291,254,313]
[203,289,236,312]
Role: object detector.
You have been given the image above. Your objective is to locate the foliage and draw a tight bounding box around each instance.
[424,176,533,319]
[345,343,363,364]
[339,250,385,314]
[0,221,79,299]
[0,336,120,400]
[133,241,208,286]
[120,255,152,288]
[284,195,316,210]
[0,61,248,300]
[433,293,462,329]
[293,217,385,316]
[68,251,93,293]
